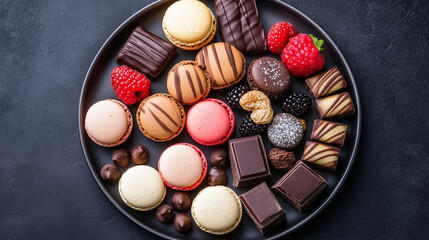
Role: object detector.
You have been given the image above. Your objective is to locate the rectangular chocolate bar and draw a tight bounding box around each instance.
[240,182,286,234]
[116,26,176,79]
[311,119,347,147]
[305,66,347,98]
[272,161,327,212]
[315,92,355,119]
[301,141,340,171]
[229,135,271,187]
[215,0,267,53]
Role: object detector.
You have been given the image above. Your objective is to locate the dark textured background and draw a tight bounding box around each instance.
[1,0,428,239]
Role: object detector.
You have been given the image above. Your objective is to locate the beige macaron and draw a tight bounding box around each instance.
[84,99,133,147]
[191,186,242,235]
[118,165,166,211]
[162,0,216,50]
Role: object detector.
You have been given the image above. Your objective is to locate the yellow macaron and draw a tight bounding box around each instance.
[162,0,216,50]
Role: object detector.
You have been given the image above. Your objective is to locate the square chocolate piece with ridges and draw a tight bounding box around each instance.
[311,119,347,147]
[116,26,176,80]
[215,0,267,53]
[229,135,271,187]
[272,161,327,212]
[305,66,347,98]
[301,141,340,171]
[240,182,286,234]
[315,92,355,119]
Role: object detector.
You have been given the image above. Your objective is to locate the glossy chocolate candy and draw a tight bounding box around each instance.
[305,66,347,98]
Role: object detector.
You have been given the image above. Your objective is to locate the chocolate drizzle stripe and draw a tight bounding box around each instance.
[202,47,216,86]
[304,148,338,163]
[324,94,347,117]
[224,43,238,78]
[149,102,179,127]
[313,68,343,97]
[185,69,197,99]
[139,106,145,113]
[147,107,173,134]
[193,67,204,95]
[318,72,342,96]
[173,68,183,102]
[238,0,258,49]
[198,51,206,69]
[323,130,346,142]
[211,45,228,84]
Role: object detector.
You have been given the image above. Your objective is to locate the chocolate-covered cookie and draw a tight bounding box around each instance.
[268,148,296,171]
[267,113,304,149]
[248,57,290,99]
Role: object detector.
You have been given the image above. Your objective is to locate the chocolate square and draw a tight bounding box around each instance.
[240,182,286,234]
[272,161,327,212]
[116,26,176,79]
[229,135,271,187]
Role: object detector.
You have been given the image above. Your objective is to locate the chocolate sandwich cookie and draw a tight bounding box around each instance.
[136,94,186,142]
[247,57,290,99]
[215,0,267,53]
[196,42,246,91]
[267,113,304,149]
[311,119,347,147]
[305,66,347,98]
[301,141,340,171]
[315,92,355,119]
[167,61,211,105]
[116,27,176,79]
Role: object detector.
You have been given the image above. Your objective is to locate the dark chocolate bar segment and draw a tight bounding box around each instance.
[272,161,327,212]
[116,26,176,79]
[315,92,355,119]
[240,182,286,234]
[301,141,340,171]
[215,0,267,53]
[229,135,271,187]
[305,66,347,98]
[311,119,347,147]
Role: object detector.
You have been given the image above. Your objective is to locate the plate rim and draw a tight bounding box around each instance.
[78,0,362,239]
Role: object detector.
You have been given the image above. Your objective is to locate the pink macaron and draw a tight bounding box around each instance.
[186,98,235,146]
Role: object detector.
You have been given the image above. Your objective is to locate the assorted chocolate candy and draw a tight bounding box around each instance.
[84,0,358,236]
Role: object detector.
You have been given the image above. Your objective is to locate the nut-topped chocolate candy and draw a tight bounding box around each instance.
[305,66,347,98]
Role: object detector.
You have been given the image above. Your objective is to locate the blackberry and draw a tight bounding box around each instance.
[239,114,267,137]
[226,85,249,109]
[281,91,312,117]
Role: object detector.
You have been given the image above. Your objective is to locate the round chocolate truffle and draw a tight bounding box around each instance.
[267,113,304,149]
[247,57,290,99]
[210,148,228,168]
[131,145,149,164]
[171,192,192,211]
[207,167,227,186]
[155,204,175,224]
[268,147,297,171]
[100,164,120,183]
[112,148,130,167]
[174,213,192,233]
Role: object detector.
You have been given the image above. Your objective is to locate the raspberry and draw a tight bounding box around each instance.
[281,34,325,77]
[225,85,249,109]
[267,22,297,54]
[111,65,151,105]
[281,91,312,117]
[239,114,267,137]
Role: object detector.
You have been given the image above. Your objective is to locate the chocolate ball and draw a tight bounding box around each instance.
[112,148,130,167]
[210,148,228,168]
[172,192,192,211]
[207,167,227,186]
[174,213,192,233]
[131,145,149,164]
[155,204,175,224]
[100,164,120,183]
[268,147,296,171]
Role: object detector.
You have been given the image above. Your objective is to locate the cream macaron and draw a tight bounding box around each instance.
[191,186,242,235]
[118,165,166,211]
[158,143,207,191]
[162,0,216,50]
[84,99,132,147]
